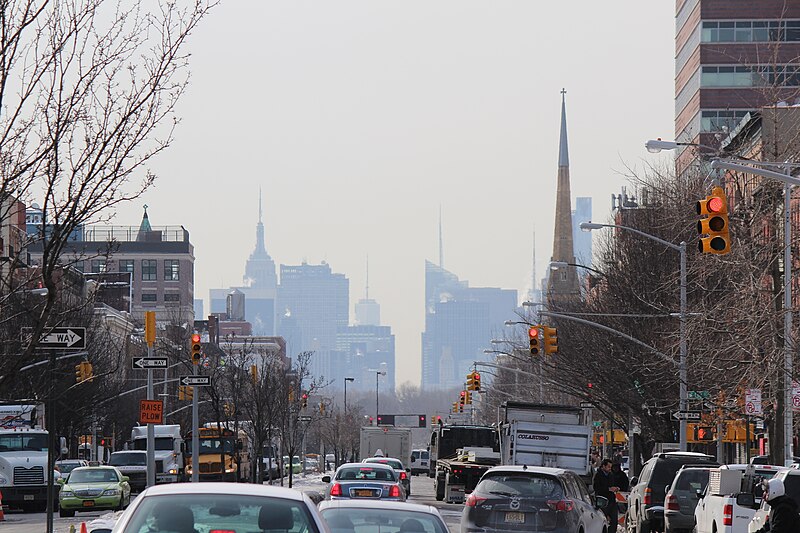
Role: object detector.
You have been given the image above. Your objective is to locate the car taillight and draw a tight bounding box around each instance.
[666,493,680,511]
[330,483,343,497]
[644,487,652,505]
[723,504,733,526]
[466,493,488,507]
[210,531,236,533]
[400,471,407,480]
[547,499,575,512]
[389,485,401,497]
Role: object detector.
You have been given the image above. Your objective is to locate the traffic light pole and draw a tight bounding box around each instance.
[192,383,199,482]
[146,353,155,488]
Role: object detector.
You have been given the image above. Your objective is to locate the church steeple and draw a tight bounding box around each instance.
[547,90,579,298]
[136,204,152,241]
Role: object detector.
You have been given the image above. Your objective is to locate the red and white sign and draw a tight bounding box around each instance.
[745,388,762,416]
[792,381,800,411]
[139,399,164,425]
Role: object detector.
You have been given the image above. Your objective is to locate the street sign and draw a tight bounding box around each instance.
[672,411,701,420]
[22,327,86,350]
[688,390,710,400]
[180,375,211,387]
[580,402,596,409]
[131,357,168,370]
[139,400,164,425]
[793,381,800,411]
[298,415,312,422]
[592,421,602,428]
[745,388,762,415]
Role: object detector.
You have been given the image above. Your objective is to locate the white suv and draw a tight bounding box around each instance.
[748,468,800,533]
[410,449,429,476]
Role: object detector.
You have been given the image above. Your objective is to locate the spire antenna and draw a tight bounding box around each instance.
[366,254,370,300]
[438,205,444,268]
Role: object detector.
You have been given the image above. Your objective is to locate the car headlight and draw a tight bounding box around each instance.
[225,467,236,473]
[169,469,178,474]
[60,490,74,498]
[185,467,192,474]
[102,489,120,496]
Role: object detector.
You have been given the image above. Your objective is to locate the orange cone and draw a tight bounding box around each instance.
[0,489,5,521]
[80,522,88,533]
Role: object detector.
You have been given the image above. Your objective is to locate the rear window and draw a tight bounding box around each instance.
[367,458,403,470]
[653,459,715,487]
[109,453,146,467]
[784,476,800,504]
[421,451,429,459]
[675,469,709,491]
[336,467,396,481]
[478,473,564,498]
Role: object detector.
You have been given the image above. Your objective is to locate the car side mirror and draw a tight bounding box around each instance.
[322,475,331,483]
[595,496,608,509]
[696,489,704,499]
[666,485,672,495]
[411,456,416,463]
[630,477,638,486]
[736,492,756,509]
[57,478,65,485]
[406,468,411,472]
[121,476,129,482]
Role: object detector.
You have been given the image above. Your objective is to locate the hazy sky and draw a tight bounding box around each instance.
[113,2,676,386]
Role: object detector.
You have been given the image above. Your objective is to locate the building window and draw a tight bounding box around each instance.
[702,20,800,43]
[164,293,180,304]
[119,260,134,273]
[74,261,84,273]
[700,110,753,132]
[701,65,800,88]
[141,293,157,302]
[90,259,107,273]
[164,260,179,281]
[142,259,157,281]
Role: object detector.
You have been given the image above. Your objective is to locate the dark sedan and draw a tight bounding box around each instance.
[322,462,405,501]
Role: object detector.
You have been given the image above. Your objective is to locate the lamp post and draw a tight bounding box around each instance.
[709,158,800,466]
[375,371,386,425]
[579,221,689,452]
[344,377,354,413]
[549,260,605,277]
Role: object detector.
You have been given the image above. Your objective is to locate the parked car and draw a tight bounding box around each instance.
[110,482,328,533]
[664,466,713,533]
[410,449,430,476]
[461,465,608,533]
[57,466,131,517]
[748,469,800,533]
[626,452,718,533]
[322,462,405,501]
[320,499,448,533]
[108,450,147,493]
[283,455,302,475]
[364,456,411,496]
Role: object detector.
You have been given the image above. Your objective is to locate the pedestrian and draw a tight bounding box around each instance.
[593,459,620,533]
[611,460,629,492]
[754,478,800,533]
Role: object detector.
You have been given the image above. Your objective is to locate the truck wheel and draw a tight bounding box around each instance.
[59,507,75,518]
[435,476,445,501]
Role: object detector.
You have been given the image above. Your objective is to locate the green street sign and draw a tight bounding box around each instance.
[593,421,602,428]
[688,390,710,400]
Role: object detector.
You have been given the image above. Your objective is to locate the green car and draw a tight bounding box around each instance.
[58,466,131,517]
[283,455,302,475]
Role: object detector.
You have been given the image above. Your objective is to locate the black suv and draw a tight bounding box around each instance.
[626,452,718,533]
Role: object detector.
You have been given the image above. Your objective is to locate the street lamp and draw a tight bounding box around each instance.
[549,261,605,278]
[580,220,689,452]
[344,377,354,413]
[644,139,718,154]
[374,371,386,425]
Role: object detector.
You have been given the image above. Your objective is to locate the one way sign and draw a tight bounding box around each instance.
[132,357,168,369]
[180,375,211,387]
[23,327,86,350]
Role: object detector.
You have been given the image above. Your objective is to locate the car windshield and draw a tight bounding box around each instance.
[321,507,447,533]
[0,433,47,452]
[57,462,84,473]
[478,473,564,498]
[367,458,403,470]
[68,469,119,484]
[132,437,174,451]
[184,438,234,455]
[109,453,146,467]
[120,493,319,533]
[675,469,710,491]
[337,467,396,481]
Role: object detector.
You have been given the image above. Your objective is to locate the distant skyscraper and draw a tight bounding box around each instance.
[336,325,395,391]
[277,262,349,379]
[421,260,517,389]
[547,90,579,300]
[572,197,592,268]
[194,298,204,320]
[354,257,380,326]
[209,191,277,334]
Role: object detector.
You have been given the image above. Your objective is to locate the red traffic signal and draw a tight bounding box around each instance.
[697,186,730,254]
[418,415,426,428]
[190,333,202,364]
[529,327,540,355]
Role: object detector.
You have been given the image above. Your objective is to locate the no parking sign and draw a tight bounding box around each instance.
[745,388,762,415]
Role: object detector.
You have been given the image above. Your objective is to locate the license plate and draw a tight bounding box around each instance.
[23,495,34,501]
[82,500,95,507]
[354,489,374,497]
[505,512,525,523]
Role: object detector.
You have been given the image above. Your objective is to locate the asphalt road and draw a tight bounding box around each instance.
[2,473,465,532]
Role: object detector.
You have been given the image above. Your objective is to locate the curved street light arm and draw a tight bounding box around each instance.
[581,222,681,251]
[710,159,800,187]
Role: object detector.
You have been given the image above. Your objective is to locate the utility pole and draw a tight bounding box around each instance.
[145,312,156,488]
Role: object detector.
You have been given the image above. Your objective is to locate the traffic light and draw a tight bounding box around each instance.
[697,186,730,254]
[178,386,185,400]
[301,393,308,409]
[465,391,473,405]
[190,333,202,365]
[466,371,477,391]
[695,425,714,441]
[319,402,325,415]
[452,402,459,413]
[75,363,84,383]
[178,385,193,401]
[473,372,481,391]
[289,389,295,403]
[542,326,558,355]
[529,326,540,355]
[76,361,93,383]
[250,365,258,384]
[418,415,427,428]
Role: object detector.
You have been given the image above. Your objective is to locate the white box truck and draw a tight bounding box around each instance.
[359,427,412,467]
[0,404,51,511]
[498,401,592,479]
[130,424,184,483]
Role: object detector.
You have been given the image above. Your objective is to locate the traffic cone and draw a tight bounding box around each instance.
[80,522,88,533]
[0,489,5,521]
